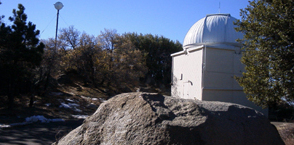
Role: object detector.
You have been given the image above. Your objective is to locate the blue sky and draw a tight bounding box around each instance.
[0,0,250,44]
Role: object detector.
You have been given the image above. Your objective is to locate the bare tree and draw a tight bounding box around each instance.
[97,29,119,87]
[59,26,80,50]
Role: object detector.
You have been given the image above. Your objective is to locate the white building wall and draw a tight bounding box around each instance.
[187,49,203,100]
[201,46,268,116]
[171,45,268,116]
[171,54,184,98]
[202,47,236,102]
[171,48,203,100]
[203,47,235,90]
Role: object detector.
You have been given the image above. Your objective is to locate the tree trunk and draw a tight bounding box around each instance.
[29,94,34,108]
[7,79,15,109]
[43,68,51,93]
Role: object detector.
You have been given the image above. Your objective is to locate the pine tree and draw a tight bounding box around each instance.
[0,4,44,108]
[235,0,294,108]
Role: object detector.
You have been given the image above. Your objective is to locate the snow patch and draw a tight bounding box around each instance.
[0,124,11,128]
[81,96,106,102]
[45,103,51,107]
[26,115,47,123]
[99,98,106,102]
[59,102,82,112]
[81,96,89,99]
[26,115,64,123]
[60,102,79,108]
[74,108,82,112]
[71,115,89,119]
[0,115,64,129]
[92,98,98,101]
[66,98,75,102]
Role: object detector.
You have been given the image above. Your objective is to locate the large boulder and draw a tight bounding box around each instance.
[53,92,284,145]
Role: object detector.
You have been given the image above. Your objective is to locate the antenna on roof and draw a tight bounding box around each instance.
[218,2,221,14]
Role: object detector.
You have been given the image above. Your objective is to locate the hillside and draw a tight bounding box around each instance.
[0,72,170,125]
[0,74,109,125]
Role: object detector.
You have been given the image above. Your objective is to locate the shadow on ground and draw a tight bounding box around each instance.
[0,119,84,145]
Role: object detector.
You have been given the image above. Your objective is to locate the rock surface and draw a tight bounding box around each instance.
[53,92,284,145]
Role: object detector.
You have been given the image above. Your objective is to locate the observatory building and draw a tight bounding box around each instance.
[171,14,267,116]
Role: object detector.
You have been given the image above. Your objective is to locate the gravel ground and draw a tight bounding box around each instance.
[0,119,84,145]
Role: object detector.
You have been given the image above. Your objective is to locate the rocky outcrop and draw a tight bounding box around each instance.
[53,92,284,145]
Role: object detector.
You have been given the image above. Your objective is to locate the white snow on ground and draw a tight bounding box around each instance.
[25,115,64,123]
[81,95,89,99]
[81,95,106,103]
[59,102,79,108]
[74,108,82,112]
[99,98,106,103]
[91,98,98,101]
[66,98,75,102]
[45,103,51,107]
[59,102,82,112]
[71,115,89,119]
[0,124,11,128]
[0,115,64,129]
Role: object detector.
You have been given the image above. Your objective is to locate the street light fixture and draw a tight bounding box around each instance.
[54,2,63,10]
[54,2,63,48]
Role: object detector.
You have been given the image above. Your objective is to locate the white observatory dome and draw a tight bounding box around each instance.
[183,14,243,49]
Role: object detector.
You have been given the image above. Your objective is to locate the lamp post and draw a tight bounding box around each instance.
[54,2,63,48]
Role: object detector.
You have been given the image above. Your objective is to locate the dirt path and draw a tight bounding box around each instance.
[0,119,84,145]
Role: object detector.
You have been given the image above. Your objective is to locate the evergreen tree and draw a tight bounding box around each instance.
[235,0,294,108]
[0,4,44,108]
